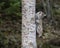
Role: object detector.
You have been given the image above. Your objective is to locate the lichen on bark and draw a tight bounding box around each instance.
[22,0,37,48]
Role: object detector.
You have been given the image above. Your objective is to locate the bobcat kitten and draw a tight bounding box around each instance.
[35,11,46,37]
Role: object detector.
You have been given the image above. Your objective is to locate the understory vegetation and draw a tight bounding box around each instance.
[0,0,60,48]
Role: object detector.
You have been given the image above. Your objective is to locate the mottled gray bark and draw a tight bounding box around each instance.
[22,0,37,48]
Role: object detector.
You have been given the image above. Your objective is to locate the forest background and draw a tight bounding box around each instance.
[0,0,60,48]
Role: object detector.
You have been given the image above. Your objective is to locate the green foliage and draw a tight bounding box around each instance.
[0,0,60,48]
[0,2,5,12]
[42,43,51,48]
[0,15,21,48]
[0,0,21,16]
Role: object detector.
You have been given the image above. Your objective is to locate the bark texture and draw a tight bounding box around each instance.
[22,0,37,48]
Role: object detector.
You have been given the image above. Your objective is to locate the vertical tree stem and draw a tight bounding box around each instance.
[22,0,37,48]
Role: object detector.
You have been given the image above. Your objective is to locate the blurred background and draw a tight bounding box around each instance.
[0,0,60,48]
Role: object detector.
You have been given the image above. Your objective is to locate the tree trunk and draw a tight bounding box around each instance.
[22,0,37,48]
[46,0,52,20]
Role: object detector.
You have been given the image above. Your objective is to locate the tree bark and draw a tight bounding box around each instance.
[46,0,52,20]
[22,0,37,48]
